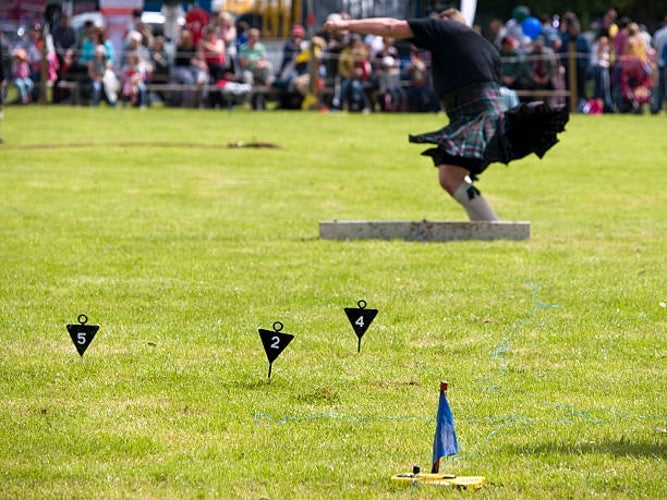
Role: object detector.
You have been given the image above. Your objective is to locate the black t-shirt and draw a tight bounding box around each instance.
[407,18,501,98]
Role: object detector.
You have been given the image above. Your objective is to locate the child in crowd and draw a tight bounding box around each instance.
[121,51,149,108]
[12,49,33,104]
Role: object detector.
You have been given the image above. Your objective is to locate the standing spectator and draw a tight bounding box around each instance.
[623,22,650,63]
[651,15,667,114]
[1,25,10,113]
[611,17,631,109]
[559,19,591,110]
[239,28,274,88]
[0,34,4,143]
[591,31,613,112]
[539,14,561,51]
[504,5,531,50]
[184,3,210,47]
[593,8,618,38]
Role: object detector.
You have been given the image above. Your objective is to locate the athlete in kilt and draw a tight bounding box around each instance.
[324,9,568,221]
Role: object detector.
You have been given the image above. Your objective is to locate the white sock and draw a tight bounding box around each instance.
[453,181,499,221]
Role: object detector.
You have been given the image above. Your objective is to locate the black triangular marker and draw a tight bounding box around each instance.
[258,321,294,378]
[66,314,99,357]
[344,300,378,352]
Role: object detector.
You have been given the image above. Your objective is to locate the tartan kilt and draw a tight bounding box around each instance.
[408,83,569,177]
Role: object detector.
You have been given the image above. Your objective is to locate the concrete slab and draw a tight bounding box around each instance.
[319,220,530,241]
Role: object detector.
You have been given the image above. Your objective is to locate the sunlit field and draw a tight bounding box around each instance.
[0,106,665,498]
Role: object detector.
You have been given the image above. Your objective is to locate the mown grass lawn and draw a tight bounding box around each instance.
[0,106,665,498]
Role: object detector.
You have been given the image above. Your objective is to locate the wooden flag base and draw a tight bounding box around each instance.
[391,472,484,489]
[319,220,530,242]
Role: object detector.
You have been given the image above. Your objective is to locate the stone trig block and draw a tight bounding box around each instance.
[319,220,530,241]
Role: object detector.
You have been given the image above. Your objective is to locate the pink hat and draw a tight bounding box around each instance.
[292,24,305,37]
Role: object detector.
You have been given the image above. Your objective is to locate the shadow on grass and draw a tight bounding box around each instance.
[511,438,667,459]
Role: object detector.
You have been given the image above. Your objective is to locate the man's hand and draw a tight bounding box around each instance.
[324,19,347,34]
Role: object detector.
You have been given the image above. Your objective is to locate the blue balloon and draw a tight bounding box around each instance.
[521,16,542,40]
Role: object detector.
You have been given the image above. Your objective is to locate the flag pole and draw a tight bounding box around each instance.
[431,381,448,473]
[431,380,458,473]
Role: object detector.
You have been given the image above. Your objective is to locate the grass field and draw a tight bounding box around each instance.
[0,106,665,499]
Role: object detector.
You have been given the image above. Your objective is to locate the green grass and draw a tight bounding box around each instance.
[0,106,665,499]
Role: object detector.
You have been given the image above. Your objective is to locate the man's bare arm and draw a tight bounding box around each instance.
[324,17,414,39]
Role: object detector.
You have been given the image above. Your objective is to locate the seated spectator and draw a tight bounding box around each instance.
[198,24,226,82]
[212,61,252,108]
[499,36,522,89]
[239,28,274,87]
[95,27,116,65]
[274,24,319,109]
[88,44,119,106]
[273,35,327,109]
[216,11,238,57]
[78,21,97,68]
[405,45,439,112]
[51,12,79,103]
[277,24,306,85]
[121,51,149,108]
[21,24,58,101]
[149,35,171,84]
[11,48,33,103]
[519,35,560,104]
[374,38,405,111]
[122,30,151,68]
[337,35,372,112]
[170,29,209,107]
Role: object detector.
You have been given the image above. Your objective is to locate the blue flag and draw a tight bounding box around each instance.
[431,385,458,473]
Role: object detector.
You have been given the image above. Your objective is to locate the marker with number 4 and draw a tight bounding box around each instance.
[344,300,378,352]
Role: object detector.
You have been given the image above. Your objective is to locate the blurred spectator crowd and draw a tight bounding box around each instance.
[0,4,665,114]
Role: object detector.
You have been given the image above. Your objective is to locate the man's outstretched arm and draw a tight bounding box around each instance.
[324,17,414,39]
